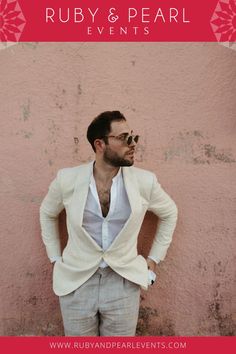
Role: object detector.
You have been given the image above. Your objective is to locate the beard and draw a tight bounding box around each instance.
[103,146,134,167]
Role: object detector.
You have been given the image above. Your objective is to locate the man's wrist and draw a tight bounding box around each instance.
[147,255,161,264]
[146,258,156,272]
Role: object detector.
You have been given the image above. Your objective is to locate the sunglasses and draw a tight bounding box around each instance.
[105,133,139,145]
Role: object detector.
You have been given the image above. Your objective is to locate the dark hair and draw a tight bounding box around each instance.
[87,111,126,152]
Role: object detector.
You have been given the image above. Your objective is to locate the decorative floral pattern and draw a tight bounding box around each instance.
[211,0,236,48]
[0,0,26,42]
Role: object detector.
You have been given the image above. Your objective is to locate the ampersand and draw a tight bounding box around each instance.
[108,8,119,23]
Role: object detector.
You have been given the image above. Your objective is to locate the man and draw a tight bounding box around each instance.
[40,110,178,336]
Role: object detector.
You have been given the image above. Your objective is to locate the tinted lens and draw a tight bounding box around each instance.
[127,136,132,145]
[127,135,139,145]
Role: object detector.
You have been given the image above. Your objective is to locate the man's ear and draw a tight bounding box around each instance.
[94,139,105,153]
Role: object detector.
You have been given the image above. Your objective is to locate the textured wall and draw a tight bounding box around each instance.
[0,42,235,336]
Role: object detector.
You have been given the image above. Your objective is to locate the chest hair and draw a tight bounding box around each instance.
[96,183,112,217]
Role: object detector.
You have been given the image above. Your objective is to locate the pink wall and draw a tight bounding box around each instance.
[0,43,235,336]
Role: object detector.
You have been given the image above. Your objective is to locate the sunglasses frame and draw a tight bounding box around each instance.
[104,133,139,145]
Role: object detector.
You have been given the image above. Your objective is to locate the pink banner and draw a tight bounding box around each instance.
[0,336,236,354]
[0,0,236,42]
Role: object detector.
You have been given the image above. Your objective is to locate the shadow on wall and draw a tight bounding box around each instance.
[2,313,64,336]
[59,210,69,251]
[137,306,175,336]
[137,211,158,258]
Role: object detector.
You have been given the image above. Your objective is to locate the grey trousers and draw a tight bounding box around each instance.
[59,267,140,336]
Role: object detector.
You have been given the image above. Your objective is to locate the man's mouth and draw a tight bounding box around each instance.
[126,150,135,156]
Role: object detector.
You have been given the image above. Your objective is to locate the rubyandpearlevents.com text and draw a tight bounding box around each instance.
[45,7,191,36]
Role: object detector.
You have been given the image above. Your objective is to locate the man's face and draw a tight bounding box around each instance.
[103,120,137,167]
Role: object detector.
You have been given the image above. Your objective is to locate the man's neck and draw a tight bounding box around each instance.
[93,159,119,184]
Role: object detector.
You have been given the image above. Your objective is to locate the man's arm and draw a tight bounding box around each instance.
[147,173,178,266]
[39,171,65,261]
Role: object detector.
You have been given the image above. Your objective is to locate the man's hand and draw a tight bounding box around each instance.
[146,258,156,272]
[147,259,157,286]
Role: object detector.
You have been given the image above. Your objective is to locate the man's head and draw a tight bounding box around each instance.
[87,111,139,167]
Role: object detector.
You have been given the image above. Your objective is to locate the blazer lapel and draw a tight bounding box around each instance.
[69,161,105,252]
[122,166,142,217]
[70,161,94,226]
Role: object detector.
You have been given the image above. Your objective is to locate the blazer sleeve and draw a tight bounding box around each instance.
[147,174,178,262]
[39,170,65,260]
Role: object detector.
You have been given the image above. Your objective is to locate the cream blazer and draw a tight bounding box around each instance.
[40,161,178,296]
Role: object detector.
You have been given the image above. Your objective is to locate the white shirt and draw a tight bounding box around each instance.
[82,168,131,268]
